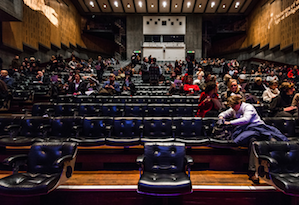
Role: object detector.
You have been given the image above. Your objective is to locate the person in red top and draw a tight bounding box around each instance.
[196,82,223,117]
[183,75,200,95]
[287,65,299,80]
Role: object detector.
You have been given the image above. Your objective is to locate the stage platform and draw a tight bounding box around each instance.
[0,170,294,205]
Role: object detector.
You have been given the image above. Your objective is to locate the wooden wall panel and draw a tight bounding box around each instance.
[242,0,299,52]
[2,0,87,52]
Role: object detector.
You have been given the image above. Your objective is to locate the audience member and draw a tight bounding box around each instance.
[0,70,13,89]
[262,80,279,103]
[100,73,120,95]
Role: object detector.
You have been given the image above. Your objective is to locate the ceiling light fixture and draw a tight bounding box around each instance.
[103,4,107,8]
[175,4,178,8]
[235,2,240,8]
[198,4,202,8]
[151,3,154,7]
[222,4,225,8]
[127,3,130,8]
[211,1,215,8]
[187,2,191,8]
[89,1,95,8]
[114,1,118,7]
[162,1,167,7]
[138,1,142,7]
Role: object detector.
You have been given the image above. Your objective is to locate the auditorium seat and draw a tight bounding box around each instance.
[130,96,150,104]
[56,95,74,103]
[95,96,114,103]
[148,96,170,104]
[171,104,194,117]
[78,104,101,117]
[141,117,174,143]
[124,104,148,117]
[70,117,113,146]
[170,96,187,104]
[146,104,172,117]
[254,141,299,196]
[263,117,296,140]
[54,103,78,117]
[106,117,142,146]
[32,103,55,116]
[137,142,193,196]
[73,95,96,103]
[203,117,238,148]
[173,117,209,146]
[48,117,83,142]
[0,142,77,196]
[101,103,125,117]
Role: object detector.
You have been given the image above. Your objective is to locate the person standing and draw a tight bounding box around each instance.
[95,56,106,83]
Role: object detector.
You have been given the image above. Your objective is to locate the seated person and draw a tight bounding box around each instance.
[196,82,222,117]
[262,80,279,103]
[84,75,100,94]
[100,73,120,95]
[167,76,183,95]
[219,95,288,184]
[0,70,14,89]
[269,82,297,117]
[193,74,204,89]
[238,74,249,93]
[221,79,245,106]
[122,75,136,95]
[35,70,50,84]
[68,74,86,95]
[251,77,265,91]
[218,74,232,94]
[183,75,200,96]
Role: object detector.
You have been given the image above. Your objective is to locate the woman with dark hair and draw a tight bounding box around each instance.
[68,74,86,95]
[219,95,288,184]
[196,82,222,117]
[269,82,297,117]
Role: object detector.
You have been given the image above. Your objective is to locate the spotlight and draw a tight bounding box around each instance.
[89,1,94,8]
[175,4,178,8]
[114,1,118,7]
[222,4,225,8]
[211,1,215,8]
[187,2,191,8]
[162,1,167,7]
[127,3,130,8]
[138,1,142,7]
[198,4,202,8]
[151,4,154,7]
[235,2,240,8]
[103,4,107,8]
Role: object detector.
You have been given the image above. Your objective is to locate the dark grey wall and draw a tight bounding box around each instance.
[126,15,143,59]
[186,15,202,60]
[0,0,23,21]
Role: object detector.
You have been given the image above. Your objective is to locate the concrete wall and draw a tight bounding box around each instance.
[186,15,202,61]
[126,15,143,59]
[0,0,23,21]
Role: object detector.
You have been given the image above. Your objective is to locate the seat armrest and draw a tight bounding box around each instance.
[136,155,144,165]
[73,125,83,132]
[4,154,28,174]
[54,155,74,167]
[39,124,51,130]
[139,125,144,131]
[185,155,194,165]
[258,155,278,165]
[5,124,20,132]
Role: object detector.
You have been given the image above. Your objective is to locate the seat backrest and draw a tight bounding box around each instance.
[173,117,203,137]
[83,117,113,137]
[254,141,299,174]
[124,104,147,117]
[171,104,194,117]
[143,117,172,137]
[20,117,52,137]
[263,117,296,137]
[113,117,142,137]
[28,142,77,174]
[101,103,125,117]
[147,104,171,117]
[143,142,186,174]
[78,104,101,117]
[50,117,82,137]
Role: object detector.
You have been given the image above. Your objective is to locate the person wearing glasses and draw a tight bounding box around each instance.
[221,79,245,107]
[219,95,288,184]
[101,73,120,95]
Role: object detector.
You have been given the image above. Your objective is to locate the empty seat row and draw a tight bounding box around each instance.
[55,95,200,104]
[32,103,199,117]
[0,116,296,147]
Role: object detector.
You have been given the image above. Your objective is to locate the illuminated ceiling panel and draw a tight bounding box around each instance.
[97,0,112,12]
[159,0,171,13]
[205,0,220,13]
[217,0,232,13]
[108,0,124,12]
[193,0,207,13]
[171,0,183,13]
[84,0,101,12]
[229,0,245,13]
[123,0,135,12]
[182,0,195,13]
[134,0,147,13]
[147,0,158,13]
